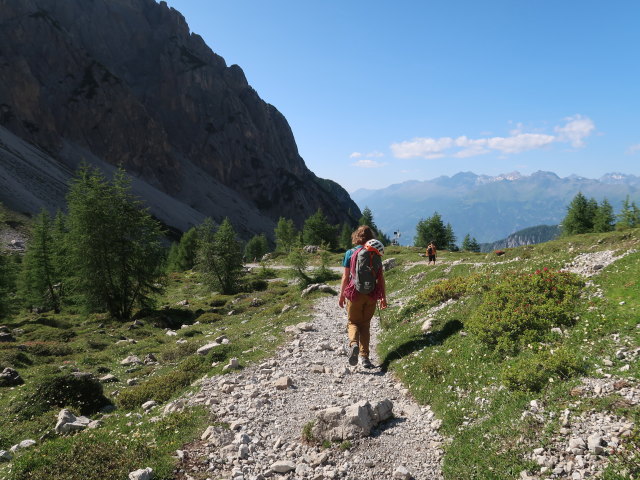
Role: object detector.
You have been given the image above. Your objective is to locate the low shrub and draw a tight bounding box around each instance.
[35,316,72,329]
[466,269,583,355]
[150,308,195,329]
[26,326,76,342]
[118,355,212,409]
[418,274,487,306]
[0,347,32,369]
[421,356,448,379]
[209,295,229,307]
[26,341,75,357]
[159,342,198,362]
[14,372,110,417]
[502,347,585,392]
[196,312,223,324]
[243,278,268,292]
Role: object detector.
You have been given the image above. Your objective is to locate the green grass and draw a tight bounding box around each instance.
[0,263,332,479]
[377,228,640,479]
[1,229,639,479]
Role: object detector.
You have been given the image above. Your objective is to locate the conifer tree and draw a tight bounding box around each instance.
[617,195,640,229]
[66,166,165,320]
[20,210,65,313]
[358,206,389,245]
[274,217,297,253]
[303,209,336,247]
[339,223,352,250]
[562,192,594,235]
[245,233,269,262]
[593,199,615,233]
[359,207,376,229]
[415,212,448,248]
[197,217,244,294]
[445,223,458,251]
[0,251,16,319]
[167,227,199,272]
[462,234,480,252]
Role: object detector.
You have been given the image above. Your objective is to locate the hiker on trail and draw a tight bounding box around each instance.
[338,225,387,369]
[427,241,437,265]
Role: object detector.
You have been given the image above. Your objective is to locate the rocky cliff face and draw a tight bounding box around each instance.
[0,0,359,235]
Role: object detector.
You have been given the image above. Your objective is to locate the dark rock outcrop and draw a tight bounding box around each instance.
[0,0,359,235]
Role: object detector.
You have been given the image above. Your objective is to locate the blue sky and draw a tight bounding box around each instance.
[165,0,640,192]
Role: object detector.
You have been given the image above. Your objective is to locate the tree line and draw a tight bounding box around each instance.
[0,167,392,321]
[562,192,640,235]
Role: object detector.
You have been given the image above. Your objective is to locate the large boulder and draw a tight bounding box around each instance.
[0,367,24,387]
[54,408,93,434]
[311,400,393,441]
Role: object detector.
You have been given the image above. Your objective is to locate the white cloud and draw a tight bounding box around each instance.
[391,137,454,159]
[349,152,362,158]
[554,114,595,148]
[487,133,555,154]
[391,115,595,159]
[625,143,640,155]
[366,151,384,158]
[352,159,387,168]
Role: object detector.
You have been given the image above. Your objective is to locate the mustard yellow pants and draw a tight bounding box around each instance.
[346,293,377,358]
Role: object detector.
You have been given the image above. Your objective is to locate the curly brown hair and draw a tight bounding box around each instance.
[351,225,374,246]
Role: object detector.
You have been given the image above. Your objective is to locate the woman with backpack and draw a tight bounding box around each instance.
[338,225,387,369]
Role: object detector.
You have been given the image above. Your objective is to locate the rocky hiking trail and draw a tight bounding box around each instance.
[167,248,639,480]
[175,294,444,480]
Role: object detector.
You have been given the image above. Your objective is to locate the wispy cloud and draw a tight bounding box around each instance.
[352,159,387,168]
[554,114,595,148]
[391,115,595,159]
[350,150,384,159]
[626,143,640,155]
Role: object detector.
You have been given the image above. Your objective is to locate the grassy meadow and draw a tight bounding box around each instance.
[0,222,638,479]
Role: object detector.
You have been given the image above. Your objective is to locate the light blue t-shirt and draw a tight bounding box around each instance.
[342,247,360,268]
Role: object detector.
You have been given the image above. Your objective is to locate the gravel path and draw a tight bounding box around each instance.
[177,295,444,480]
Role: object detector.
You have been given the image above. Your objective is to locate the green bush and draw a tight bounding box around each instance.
[243,278,268,292]
[421,356,448,379]
[196,312,223,324]
[209,295,229,307]
[118,355,213,409]
[502,347,585,392]
[15,372,110,417]
[26,341,75,357]
[418,274,487,306]
[0,347,32,369]
[35,316,72,329]
[466,269,583,355]
[26,326,76,342]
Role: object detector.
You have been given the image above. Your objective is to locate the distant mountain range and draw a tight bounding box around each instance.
[352,171,640,245]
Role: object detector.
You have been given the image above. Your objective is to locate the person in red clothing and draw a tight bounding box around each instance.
[338,225,387,369]
[427,241,437,264]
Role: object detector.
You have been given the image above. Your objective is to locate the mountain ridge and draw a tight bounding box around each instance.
[0,0,360,236]
[352,171,640,244]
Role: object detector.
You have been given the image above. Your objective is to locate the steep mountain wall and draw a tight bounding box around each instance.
[0,0,360,235]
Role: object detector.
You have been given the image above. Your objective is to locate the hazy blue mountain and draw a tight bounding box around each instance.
[352,171,640,245]
[479,225,561,252]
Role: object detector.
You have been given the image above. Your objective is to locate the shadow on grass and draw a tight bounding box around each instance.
[379,319,463,372]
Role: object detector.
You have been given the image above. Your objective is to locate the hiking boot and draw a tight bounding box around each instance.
[348,345,359,366]
[361,357,374,369]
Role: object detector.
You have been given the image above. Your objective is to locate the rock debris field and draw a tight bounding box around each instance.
[176,295,444,480]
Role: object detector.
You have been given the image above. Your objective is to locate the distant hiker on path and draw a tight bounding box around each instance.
[427,241,437,265]
[338,225,387,369]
